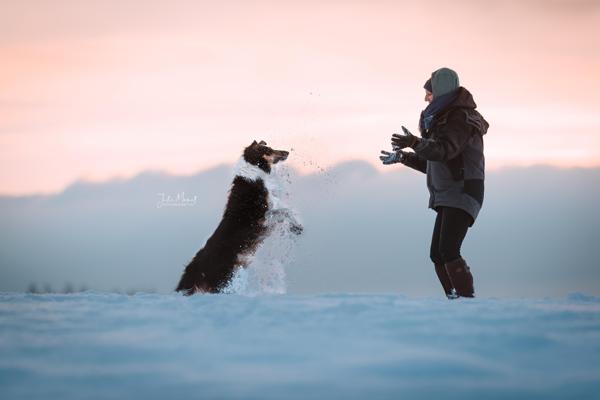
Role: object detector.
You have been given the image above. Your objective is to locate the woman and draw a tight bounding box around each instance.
[380,67,489,298]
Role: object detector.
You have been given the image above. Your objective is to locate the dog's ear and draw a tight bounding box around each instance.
[258,140,267,146]
[251,140,257,146]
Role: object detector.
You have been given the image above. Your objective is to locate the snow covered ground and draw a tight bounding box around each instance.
[1,292,599,400]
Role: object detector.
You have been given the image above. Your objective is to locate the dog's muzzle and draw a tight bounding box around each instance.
[274,151,289,163]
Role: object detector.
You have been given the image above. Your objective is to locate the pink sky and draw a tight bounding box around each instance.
[1,0,599,195]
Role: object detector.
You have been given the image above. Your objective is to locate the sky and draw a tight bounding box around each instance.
[1,0,600,195]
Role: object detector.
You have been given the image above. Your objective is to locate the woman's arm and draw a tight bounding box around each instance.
[401,152,427,174]
[412,110,474,162]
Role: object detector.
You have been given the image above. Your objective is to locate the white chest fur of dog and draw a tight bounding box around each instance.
[224,158,302,294]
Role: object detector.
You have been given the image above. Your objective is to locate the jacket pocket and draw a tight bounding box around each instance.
[446,154,464,181]
[463,179,484,205]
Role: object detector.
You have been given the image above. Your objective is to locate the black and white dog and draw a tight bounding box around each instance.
[176,140,302,295]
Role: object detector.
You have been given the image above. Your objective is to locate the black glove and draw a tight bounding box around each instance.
[391,126,419,150]
[379,150,405,165]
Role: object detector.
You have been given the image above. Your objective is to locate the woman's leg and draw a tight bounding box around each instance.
[430,209,456,297]
[438,207,475,297]
[430,209,443,265]
[438,207,472,263]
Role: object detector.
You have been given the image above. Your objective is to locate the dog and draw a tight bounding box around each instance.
[176,140,302,295]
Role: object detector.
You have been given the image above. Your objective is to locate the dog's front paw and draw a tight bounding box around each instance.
[290,223,304,235]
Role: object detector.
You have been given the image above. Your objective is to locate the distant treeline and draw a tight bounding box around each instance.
[26,283,157,295]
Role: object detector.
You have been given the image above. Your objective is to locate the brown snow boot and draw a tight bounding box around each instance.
[435,263,458,299]
[444,257,475,298]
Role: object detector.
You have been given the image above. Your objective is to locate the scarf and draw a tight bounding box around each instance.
[419,89,459,133]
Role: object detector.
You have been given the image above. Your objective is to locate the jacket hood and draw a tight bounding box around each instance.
[449,87,489,135]
[450,87,477,109]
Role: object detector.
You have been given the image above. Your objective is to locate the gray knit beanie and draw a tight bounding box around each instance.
[431,67,459,98]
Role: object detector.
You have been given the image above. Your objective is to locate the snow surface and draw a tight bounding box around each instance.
[1,292,600,400]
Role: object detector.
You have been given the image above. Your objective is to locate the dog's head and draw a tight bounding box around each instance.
[243,140,289,173]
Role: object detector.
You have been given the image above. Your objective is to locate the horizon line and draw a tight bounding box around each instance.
[3,158,600,198]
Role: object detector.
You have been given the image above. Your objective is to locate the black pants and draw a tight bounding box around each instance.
[430,206,473,265]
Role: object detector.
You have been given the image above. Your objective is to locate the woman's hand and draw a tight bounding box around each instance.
[379,150,405,165]
[391,126,420,150]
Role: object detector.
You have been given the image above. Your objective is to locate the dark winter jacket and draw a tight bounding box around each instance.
[401,87,489,225]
